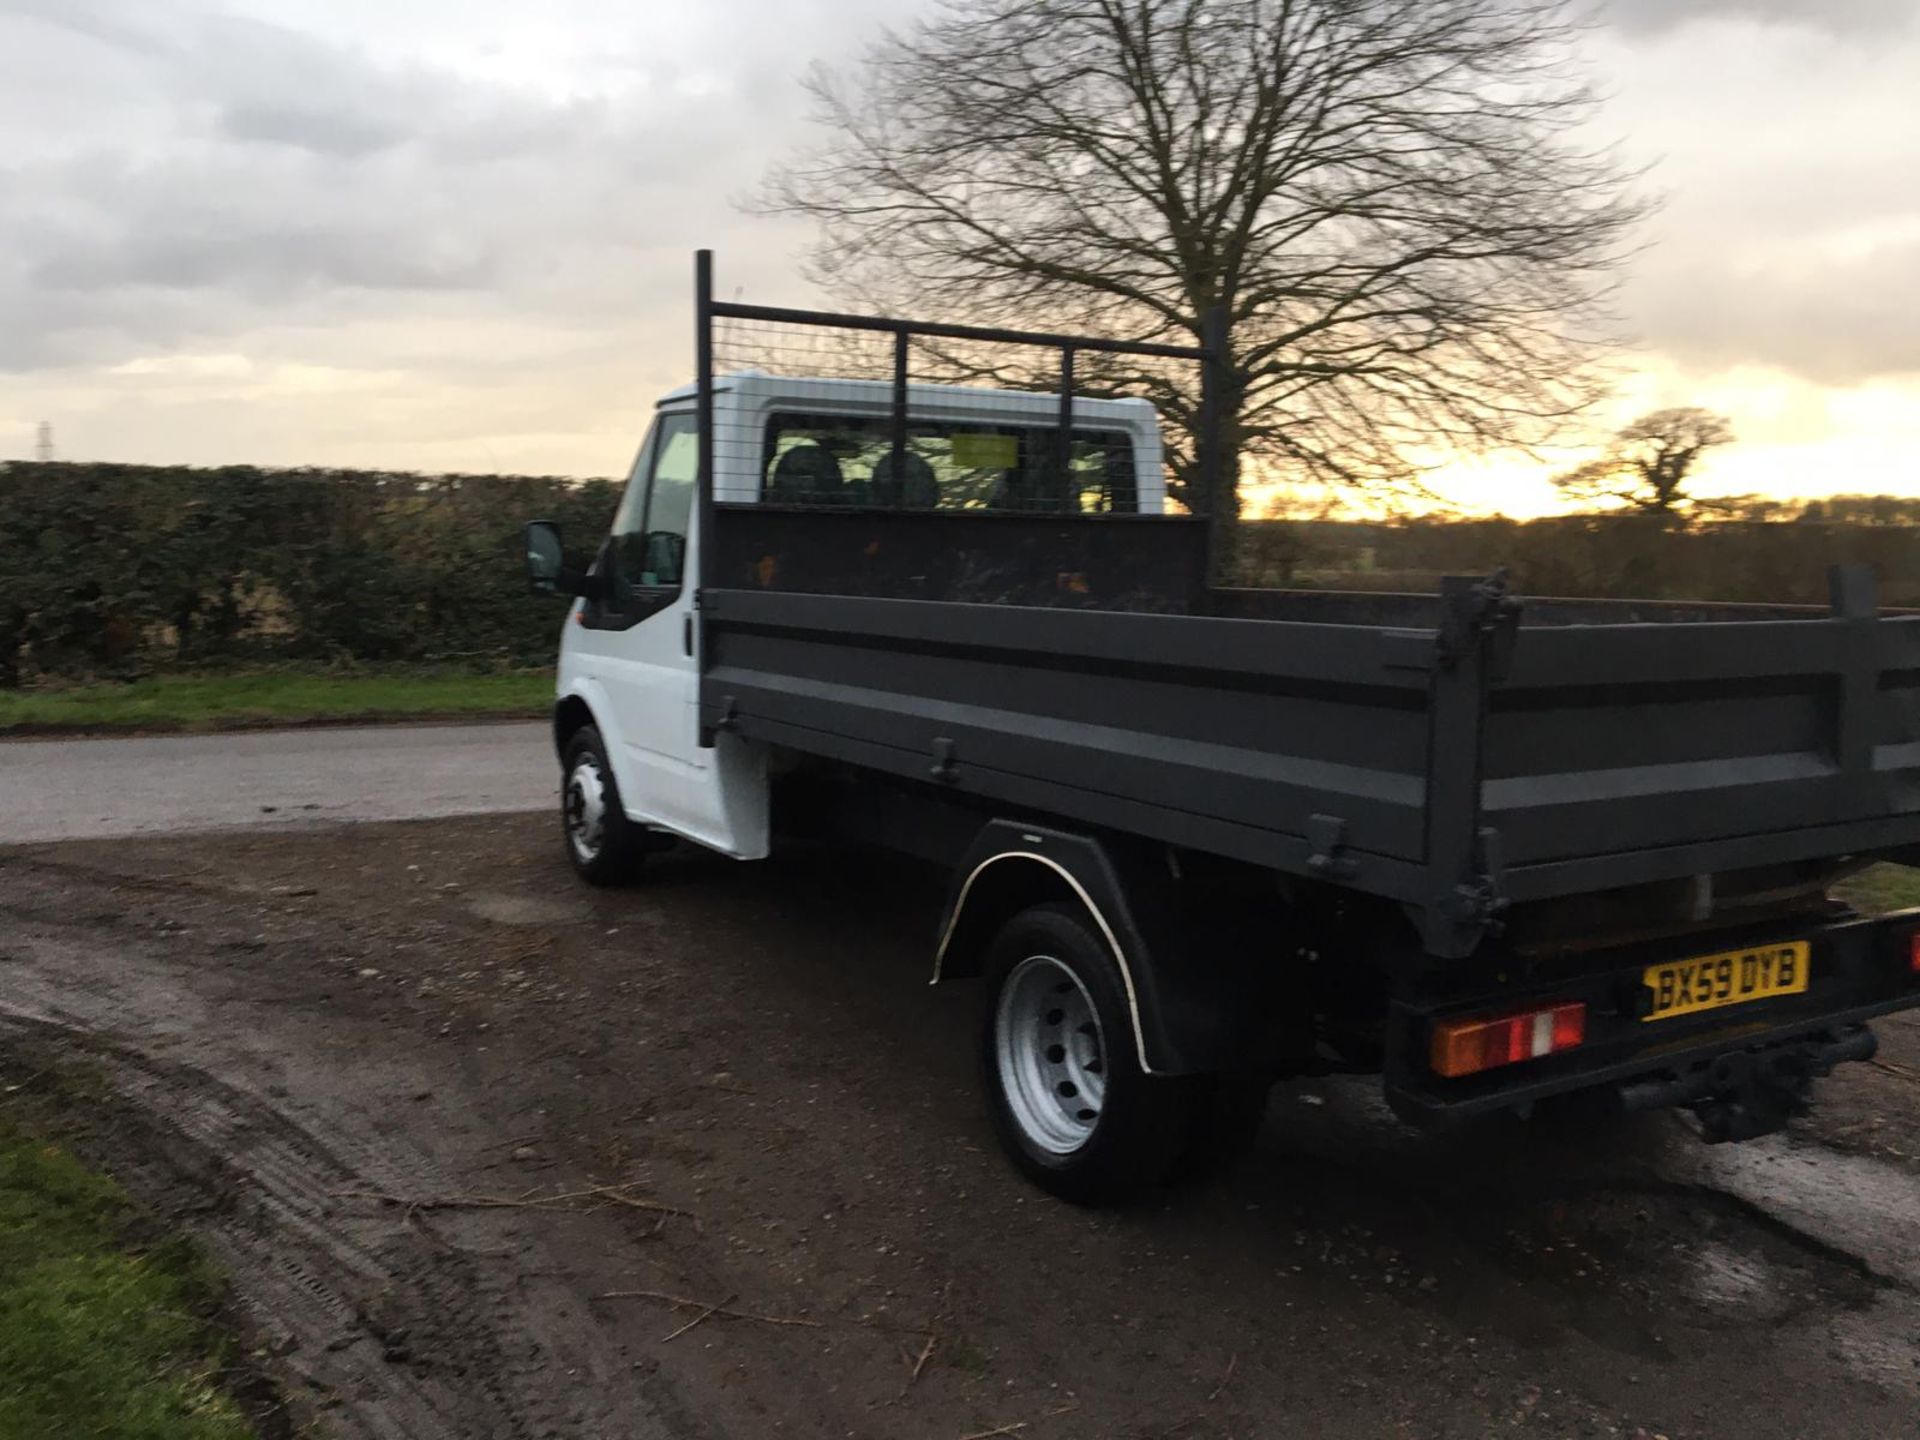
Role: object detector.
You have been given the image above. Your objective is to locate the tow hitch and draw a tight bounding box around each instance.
[1617,1025,1878,1142]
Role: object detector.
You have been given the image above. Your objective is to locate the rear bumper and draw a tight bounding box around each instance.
[1383,906,1920,1128]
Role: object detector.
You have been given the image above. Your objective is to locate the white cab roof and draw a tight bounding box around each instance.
[657,372,1159,428]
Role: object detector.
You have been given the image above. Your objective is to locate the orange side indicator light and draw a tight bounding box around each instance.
[1430,1002,1587,1080]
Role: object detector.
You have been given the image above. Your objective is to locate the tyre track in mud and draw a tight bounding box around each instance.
[0,996,593,1440]
[2,1006,485,1439]
[0,900,670,1440]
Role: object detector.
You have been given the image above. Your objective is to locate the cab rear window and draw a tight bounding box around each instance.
[761,411,1136,513]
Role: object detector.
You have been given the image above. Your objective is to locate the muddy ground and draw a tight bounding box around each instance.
[2,814,1918,1440]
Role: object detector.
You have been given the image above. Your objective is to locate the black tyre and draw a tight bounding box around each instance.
[980,903,1200,1205]
[560,725,648,886]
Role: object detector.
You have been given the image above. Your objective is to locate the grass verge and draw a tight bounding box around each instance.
[1837,863,1920,915]
[0,1109,258,1440]
[0,668,553,736]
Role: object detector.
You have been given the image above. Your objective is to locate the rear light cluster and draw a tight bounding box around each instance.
[1430,1001,1587,1080]
[1909,931,1920,976]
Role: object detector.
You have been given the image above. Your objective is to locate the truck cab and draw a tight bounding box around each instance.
[544,373,1168,872]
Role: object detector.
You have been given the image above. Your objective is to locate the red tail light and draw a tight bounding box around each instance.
[1430,1002,1587,1080]
[1908,931,1920,975]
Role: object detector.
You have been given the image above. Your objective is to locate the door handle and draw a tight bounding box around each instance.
[683,612,694,657]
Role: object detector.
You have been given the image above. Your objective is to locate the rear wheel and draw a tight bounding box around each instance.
[560,725,648,886]
[981,903,1199,1204]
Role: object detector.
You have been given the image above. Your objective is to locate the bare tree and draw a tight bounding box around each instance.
[761,0,1651,521]
[1552,407,1735,521]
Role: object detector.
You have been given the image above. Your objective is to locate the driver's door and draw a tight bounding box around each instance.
[571,409,762,854]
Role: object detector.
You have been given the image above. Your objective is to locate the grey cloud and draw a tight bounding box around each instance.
[218,99,411,156]
[0,0,181,61]
[0,0,905,470]
[1606,0,1917,36]
[1629,234,1920,384]
[9,0,1909,415]
[33,223,497,296]
[191,14,435,156]
[0,4,785,374]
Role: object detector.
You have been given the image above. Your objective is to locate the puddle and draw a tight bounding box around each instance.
[463,892,592,927]
[1687,1239,1789,1320]
[1690,1135,1920,1395]
[1689,1136,1920,1289]
[1827,1297,1920,1395]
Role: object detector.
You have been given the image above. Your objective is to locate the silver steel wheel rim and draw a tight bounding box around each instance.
[995,954,1107,1155]
[565,757,607,863]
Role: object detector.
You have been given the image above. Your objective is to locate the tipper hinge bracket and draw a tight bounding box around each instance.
[1436,568,1523,678]
[929,737,958,784]
[1305,814,1357,880]
[1442,826,1510,935]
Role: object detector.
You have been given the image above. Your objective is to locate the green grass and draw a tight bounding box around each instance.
[0,1120,256,1440]
[0,668,553,735]
[1837,863,1920,916]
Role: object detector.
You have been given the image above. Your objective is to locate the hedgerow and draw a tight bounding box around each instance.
[0,462,618,685]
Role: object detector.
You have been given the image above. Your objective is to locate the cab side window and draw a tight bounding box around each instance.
[601,413,697,620]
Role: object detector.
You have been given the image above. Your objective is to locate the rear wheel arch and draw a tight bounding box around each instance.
[936,850,1097,979]
[937,821,1258,1078]
[935,820,1296,1081]
[937,846,1156,1072]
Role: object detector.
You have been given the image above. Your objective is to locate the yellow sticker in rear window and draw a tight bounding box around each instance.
[951,433,1017,469]
[1642,940,1809,1022]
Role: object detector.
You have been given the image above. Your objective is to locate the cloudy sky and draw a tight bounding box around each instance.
[1,0,1916,514]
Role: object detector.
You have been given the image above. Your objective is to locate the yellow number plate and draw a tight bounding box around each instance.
[1643,941,1809,1022]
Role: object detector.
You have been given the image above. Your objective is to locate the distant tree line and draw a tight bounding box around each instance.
[0,461,617,687]
[1240,500,1920,606]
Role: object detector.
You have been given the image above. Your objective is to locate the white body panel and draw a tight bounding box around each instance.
[558,607,771,859]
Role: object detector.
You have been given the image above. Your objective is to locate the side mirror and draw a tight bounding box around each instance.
[525,520,566,595]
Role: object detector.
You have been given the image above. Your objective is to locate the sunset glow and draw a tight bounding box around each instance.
[2,2,1914,504]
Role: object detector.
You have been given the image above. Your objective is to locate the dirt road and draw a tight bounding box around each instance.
[3,815,1917,1439]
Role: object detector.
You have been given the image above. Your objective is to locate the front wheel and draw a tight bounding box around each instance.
[981,903,1200,1205]
[560,725,648,885]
